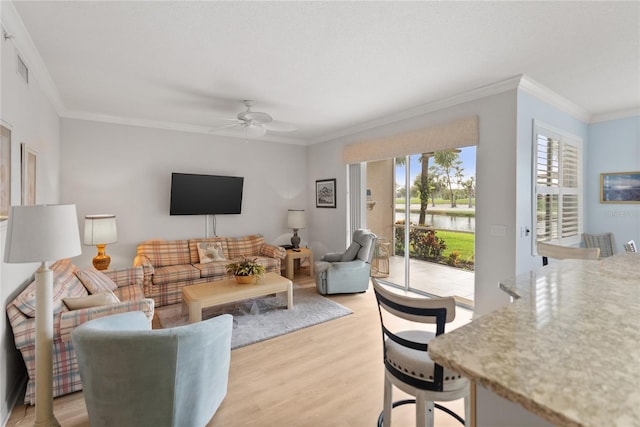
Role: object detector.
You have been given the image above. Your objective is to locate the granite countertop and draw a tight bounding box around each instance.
[429,253,640,427]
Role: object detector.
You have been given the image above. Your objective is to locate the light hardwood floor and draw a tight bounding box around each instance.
[7,273,471,427]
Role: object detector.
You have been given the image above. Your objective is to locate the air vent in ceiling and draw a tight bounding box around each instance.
[16,54,28,84]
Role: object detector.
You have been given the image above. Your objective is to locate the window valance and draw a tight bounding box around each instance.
[342,115,478,164]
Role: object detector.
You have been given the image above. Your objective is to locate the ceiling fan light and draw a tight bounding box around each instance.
[244,123,266,137]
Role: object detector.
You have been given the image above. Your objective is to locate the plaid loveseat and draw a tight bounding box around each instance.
[134,234,286,307]
[6,259,155,405]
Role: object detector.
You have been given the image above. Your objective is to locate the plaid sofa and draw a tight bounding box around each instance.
[6,259,155,405]
[134,234,286,307]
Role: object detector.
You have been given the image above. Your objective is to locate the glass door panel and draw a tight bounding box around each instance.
[368,148,475,306]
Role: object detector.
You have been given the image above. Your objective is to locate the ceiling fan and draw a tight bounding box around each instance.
[210,100,296,137]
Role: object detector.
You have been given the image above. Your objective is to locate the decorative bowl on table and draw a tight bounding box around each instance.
[234,275,256,284]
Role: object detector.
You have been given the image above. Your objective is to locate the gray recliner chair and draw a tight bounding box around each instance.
[315,229,377,295]
[72,311,233,427]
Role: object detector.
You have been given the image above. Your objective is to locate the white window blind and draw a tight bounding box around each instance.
[533,122,583,249]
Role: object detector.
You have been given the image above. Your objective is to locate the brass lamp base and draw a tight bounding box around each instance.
[92,244,111,270]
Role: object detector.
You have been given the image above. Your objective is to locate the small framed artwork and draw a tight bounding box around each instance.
[0,122,11,221]
[600,171,640,204]
[21,143,37,205]
[316,178,336,208]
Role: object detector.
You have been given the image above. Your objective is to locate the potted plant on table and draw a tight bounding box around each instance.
[225,256,266,284]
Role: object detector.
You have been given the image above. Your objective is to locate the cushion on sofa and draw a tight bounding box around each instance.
[152,265,201,286]
[196,242,227,264]
[76,268,118,294]
[63,291,120,310]
[13,259,87,317]
[193,261,228,279]
[189,238,229,264]
[137,240,191,267]
[227,234,265,260]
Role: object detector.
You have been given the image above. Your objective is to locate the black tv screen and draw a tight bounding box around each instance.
[170,173,244,215]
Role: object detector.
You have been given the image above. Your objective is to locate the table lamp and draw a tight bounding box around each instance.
[287,209,305,249]
[84,214,117,270]
[4,204,81,427]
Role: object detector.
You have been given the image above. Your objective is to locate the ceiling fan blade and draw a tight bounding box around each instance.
[209,123,240,132]
[263,120,297,132]
[210,117,241,123]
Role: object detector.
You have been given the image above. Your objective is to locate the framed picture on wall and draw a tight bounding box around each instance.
[316,178,336,208]
[600,171,640,203]
[21,143,37,205]
[0,122,11,221]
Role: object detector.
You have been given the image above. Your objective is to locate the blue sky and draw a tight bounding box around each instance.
[395,146,476,186]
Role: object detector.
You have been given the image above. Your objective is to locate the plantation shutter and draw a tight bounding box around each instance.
[533,122,582,249]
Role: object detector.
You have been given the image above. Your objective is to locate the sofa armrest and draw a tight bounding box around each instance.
[133,254,154,290]
[324,259,368,273]
[103,266,144,288]
[59,299,155,342]
[6,304,37,349]
[260,243,286,259]
[321,252,344,262]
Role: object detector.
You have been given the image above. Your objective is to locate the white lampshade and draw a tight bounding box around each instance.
[287,209,306,229]
[84,214,118,245]
[4,204,82,263]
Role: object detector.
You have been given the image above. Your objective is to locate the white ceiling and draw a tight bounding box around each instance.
[7,1,640,145]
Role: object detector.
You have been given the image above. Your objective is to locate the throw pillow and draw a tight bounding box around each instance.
[76,268,118,294]
[62,291,120,311]
[197,242,226,264]
[13,259,80,317]
[340,242,362,262]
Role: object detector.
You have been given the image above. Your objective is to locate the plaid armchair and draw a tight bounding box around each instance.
[6,259,155,405]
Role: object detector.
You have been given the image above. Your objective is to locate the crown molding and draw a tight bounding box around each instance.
[311,74,600,145]
[590,108,640,124]
[309,75,524,145]
[1,1,65,114]
[62,110,307,145]
[518,75,592,122]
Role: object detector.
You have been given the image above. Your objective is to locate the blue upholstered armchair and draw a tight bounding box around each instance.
[71,311,232,427]
[314,229,377,295]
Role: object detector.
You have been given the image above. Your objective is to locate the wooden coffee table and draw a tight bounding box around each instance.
[182,272,293,323]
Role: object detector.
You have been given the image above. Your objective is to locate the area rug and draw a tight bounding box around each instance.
[155,285,352,349]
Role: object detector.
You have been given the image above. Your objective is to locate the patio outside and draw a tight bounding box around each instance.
[381,255,474,308]
[366,150,476,307]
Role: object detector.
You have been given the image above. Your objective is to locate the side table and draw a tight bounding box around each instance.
[284,248,314,280]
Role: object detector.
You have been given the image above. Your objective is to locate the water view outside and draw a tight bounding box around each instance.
[396,212,475,232]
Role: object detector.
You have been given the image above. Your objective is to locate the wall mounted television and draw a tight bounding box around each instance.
[170,173,244,215]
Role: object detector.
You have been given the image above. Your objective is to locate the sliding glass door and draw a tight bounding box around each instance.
[367,148,476,305]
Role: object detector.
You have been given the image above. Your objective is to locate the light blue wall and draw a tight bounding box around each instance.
[586,116,640,251]
[515,91,589,274]
[477,88,587,427]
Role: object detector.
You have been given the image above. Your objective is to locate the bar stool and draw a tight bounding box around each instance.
[372,278,469,427]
